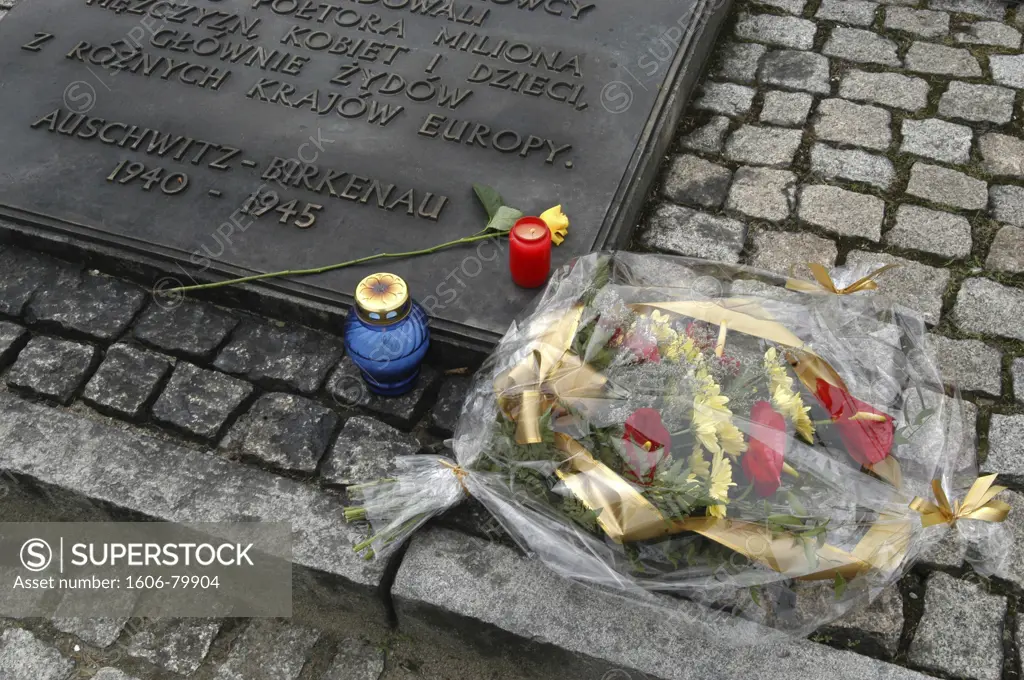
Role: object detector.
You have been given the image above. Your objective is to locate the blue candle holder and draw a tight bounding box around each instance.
[343,273,430,397]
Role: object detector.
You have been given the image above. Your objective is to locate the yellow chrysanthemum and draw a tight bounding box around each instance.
[707,449,735,519]
[539,205,569,246]
[689,445,710,478]
[764,347,815,443]
[718,420,748,456]
[692,400,721,454]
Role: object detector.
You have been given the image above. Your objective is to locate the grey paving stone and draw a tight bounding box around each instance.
[905,42,982,77]
[394,528,938,680]
[759,90,813,126]
[220,393,338,473]
[748,230,838,281]
[928,335,1002,396]
[52,618,127,648]
[321,416,421,486]
[938,81,1015,124]
[758,49,832,94]
[212,620,319,680]
[6,336,98,405]
[430,375,471,436]
[825,585,904,658]
[814,99,891,151]
[0,629,73,680]
[998,490,1024,590]
[839,69,929,111]
[823,27,901,66]
[986,225,1024,272]
[725,167,798,222]
[956,20,1021,48]
[908,573,1005,680]
[798,185,885,241]
[724,125,803,166]
[810,143,895,190]
[929,0,1006,19]
[1015,357,1024,402]
[91,670,137,680]
[734,12,817,50]
[323,638,386,680]
[754,0,806,13]
[953,277,1024,340]
[133,299,238,361]
[885,8,950,37]
[0,392,389,623]
[712,41,767,84]
[906,163,987,211]
[660,155,733,209]
[82,344,172,420]
[26,269,146,342]
[846,251,950,324]
[0,248,63,318]
[151,362,253,441]
[900,118,972,165]
[636,203,748,263]
[213,320,344,395]
[991,53,1024,89]
[126,619,221,676]
[991,184,1024,226]
[680,115,731,153]
[985,414,1024,477]
[326,358,441,429]
[0,320,27,369]
[921,533,967,569]
[980,133,1024,178]
[816,0,879,27]
[695,81,756,117]
[885,205,973,259]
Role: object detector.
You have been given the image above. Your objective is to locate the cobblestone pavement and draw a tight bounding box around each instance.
[3,0,1024,678]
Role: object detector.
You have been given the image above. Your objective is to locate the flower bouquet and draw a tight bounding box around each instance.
[346,252,1011,637]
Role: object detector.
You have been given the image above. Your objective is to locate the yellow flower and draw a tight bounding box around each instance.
[764,347,815,443]
[540,205,569,246]
[651,311,671,325]
[689,445,711,478]
[707,449,735,519]
[718,421,748,456]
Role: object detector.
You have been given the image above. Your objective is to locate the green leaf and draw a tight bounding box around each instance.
[749,586,761,607]
[803,538,819,570]
[833,572,847,599]
[785,491,807,516]
[486,206,524,234]
[914,407,936,426]
[473,184,504,220]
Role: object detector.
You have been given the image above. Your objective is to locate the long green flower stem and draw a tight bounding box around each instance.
[165,231,504,294]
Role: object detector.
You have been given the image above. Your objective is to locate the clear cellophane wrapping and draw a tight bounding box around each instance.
[349,252,1010,640]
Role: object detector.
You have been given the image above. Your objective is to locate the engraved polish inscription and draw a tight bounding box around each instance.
[0,0,712,344]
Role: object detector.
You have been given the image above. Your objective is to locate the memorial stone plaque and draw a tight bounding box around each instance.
[0,0,730,351]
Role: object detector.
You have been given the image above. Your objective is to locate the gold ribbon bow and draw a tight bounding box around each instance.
[910,475,1011,528]
[786,263,900,295]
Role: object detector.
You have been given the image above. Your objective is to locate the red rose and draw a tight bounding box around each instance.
[622,408,671,485]
[742,401,786,497]
[815,379,894,466]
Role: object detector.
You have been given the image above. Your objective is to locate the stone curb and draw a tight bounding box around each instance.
[0,392,389,631]
[392,528,934,680]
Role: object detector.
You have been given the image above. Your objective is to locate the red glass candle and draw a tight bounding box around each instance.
[509,217,551,288]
